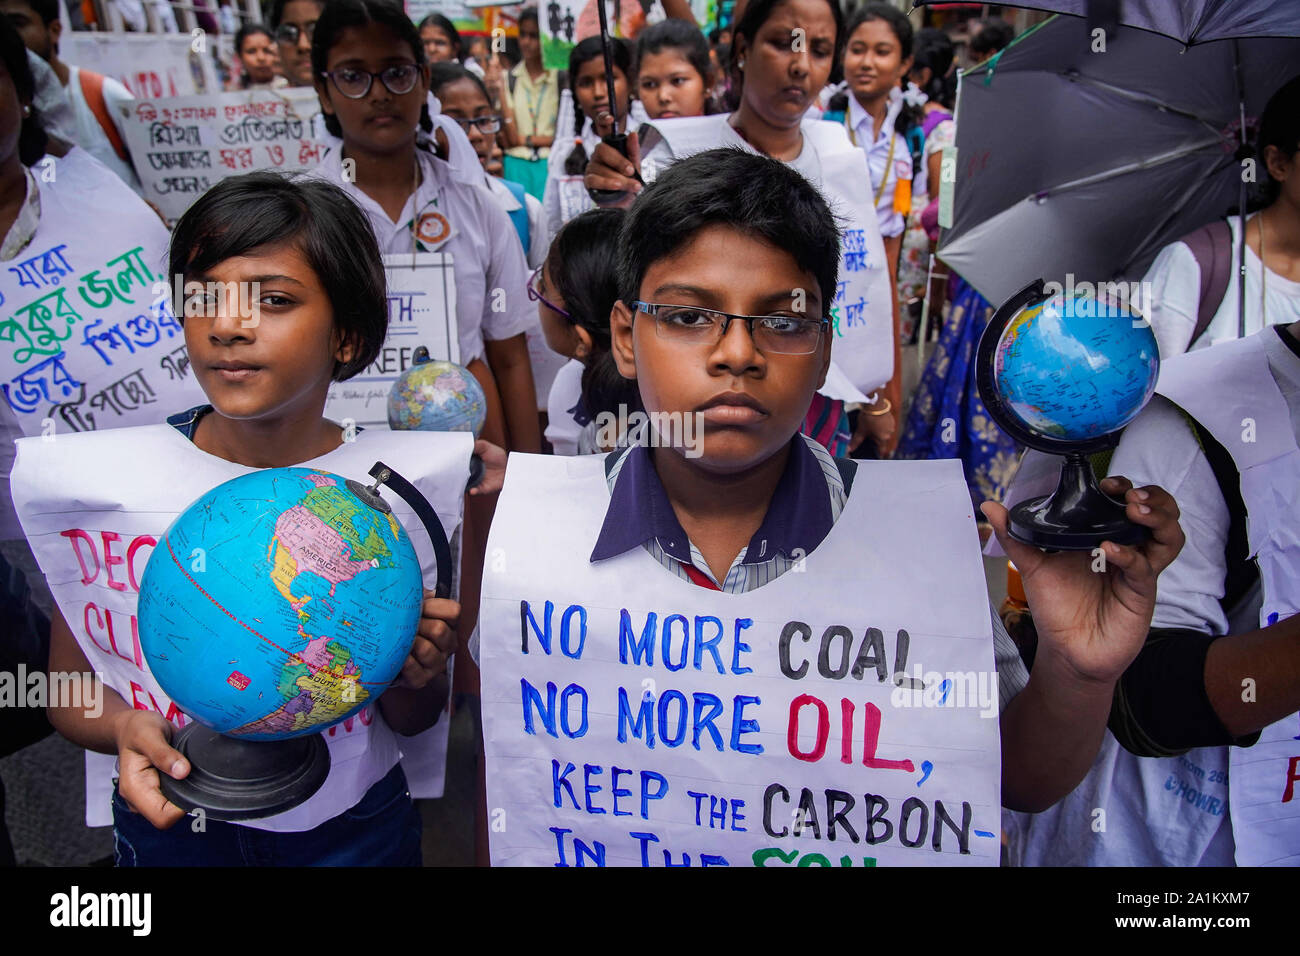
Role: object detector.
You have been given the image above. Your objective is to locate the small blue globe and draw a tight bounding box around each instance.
[388,355,487,435]
[138,468,423,740]
[991,293,1159,442]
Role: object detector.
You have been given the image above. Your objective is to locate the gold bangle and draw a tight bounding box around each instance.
[864,398,893,417]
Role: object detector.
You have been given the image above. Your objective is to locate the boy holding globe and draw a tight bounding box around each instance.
[477,149,1185,864]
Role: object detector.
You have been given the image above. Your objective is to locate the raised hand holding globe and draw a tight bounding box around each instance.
[976,279,1160,550]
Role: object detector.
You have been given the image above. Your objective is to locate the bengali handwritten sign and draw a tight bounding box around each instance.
[0,219,202,435]
[119,88,326,222]
[325,253,459,430]
[481,454,1003,867]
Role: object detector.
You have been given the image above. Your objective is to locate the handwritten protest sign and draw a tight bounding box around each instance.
[119,88,326,222]
[481,454,1003,866]
[12,425,473,827]
[0,150,202,436]
[64,32,218,99]
[325,253,459,430]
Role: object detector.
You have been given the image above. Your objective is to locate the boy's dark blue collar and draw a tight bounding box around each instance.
[590,437,838,566]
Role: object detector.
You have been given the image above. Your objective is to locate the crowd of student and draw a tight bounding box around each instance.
[0,0,1297,869]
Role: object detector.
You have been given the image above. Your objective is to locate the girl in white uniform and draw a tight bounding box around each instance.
[308,0,541,454]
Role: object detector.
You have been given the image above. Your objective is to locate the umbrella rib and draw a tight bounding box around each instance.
[1028,138,1222,201]
[1059,72,1225,136]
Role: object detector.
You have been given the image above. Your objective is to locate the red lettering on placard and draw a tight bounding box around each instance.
[861,702,914,772]
[787,694,830,762]
[126,535,156,592]
[1283,756,1300,803]
[61,529,100,585]
[107,607,143,670]
[129,681,187,727]
[84,602,112,656]
[102,531,127,592]
[326,706,374,736]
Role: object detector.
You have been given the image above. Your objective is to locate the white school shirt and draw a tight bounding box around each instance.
[846,91,912,240]
[1142,213,1300,359]
[544,358,585,456]
[482,173,563,408]
[64,66,142,195]
[542,98,650,238]
[1003,326,1300,866]
[312,146,536,367]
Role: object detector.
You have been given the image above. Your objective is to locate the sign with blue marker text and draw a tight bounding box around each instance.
[481,453,1003,867]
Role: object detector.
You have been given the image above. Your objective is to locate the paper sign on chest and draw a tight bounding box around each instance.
[480,453,1002,866]
[324,253,460,430]
[11,425,473,830]
[0,150,203,437]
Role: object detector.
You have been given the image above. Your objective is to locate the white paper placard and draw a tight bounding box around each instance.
[325,253,459,430]
[64,32,219,99]
[118,88,326,223]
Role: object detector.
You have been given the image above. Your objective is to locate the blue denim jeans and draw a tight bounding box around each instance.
[113,763,422,866]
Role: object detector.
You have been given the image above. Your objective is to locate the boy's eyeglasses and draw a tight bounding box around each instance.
[452,114,504,135]
[527,267,571,320]
[320,64,421,99]
[274,21,316,44]
[633,301,828,355]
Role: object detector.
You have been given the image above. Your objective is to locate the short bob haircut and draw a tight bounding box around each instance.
[168,171,387,382]
[616,147,841,319]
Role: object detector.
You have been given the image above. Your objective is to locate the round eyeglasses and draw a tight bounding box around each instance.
[320,63,421,99]
[632,301,828,355]
[527,266,571,320]
[451,114,504,135]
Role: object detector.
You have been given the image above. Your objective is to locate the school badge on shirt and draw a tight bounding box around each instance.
[415,210,453,247]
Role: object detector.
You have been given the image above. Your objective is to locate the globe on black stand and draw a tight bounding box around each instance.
[975,279,1161,552]
[142,461,453,822]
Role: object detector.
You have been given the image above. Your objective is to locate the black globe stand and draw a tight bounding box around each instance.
[1008,451,1148,551]
[976,279,1151,553]
[159,724,330,822]
[156,464,454,822]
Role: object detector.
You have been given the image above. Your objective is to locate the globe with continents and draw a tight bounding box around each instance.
[388,355,487,434]
[137,468,423,741]
[991,293,1159,442]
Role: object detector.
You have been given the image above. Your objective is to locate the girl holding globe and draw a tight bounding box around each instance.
[34,172,502,866]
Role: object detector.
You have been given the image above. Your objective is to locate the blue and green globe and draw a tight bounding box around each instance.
[137,468,423,741]
[388,357,487,435]
[991,293,1159,442]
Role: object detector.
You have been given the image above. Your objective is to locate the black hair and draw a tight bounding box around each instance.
[617,147,840,319]
[969,18,1014,58]
[235,22,274,54]
[518,7,538,31]
[635,19,717,115]
[417,12,462,58]
[731,0,846,91]
[0,16,48,166]
[1257,73,1300,207]
[543,208,640,421]
[168,172,387,382]
[268,0,324,30]
[428,60,491,105]
[563,35,632,176]
[911,27,955,109]
[23,0,57,24]
[312,0,431,140]
[828,2,921,170]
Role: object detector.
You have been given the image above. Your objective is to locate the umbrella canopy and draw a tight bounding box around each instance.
[935,14,1300,308]
[912,0,1299,45]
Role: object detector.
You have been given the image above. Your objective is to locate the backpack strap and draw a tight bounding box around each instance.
[1179,219,1232,348]
[78,69,129,162]
[500,178,531,253]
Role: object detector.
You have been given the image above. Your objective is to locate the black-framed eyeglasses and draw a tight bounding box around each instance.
[632,301,828,355]
[274,21,316,44]
[451,114,504,135]
[320,63,421,99]
[527,266,570,320]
